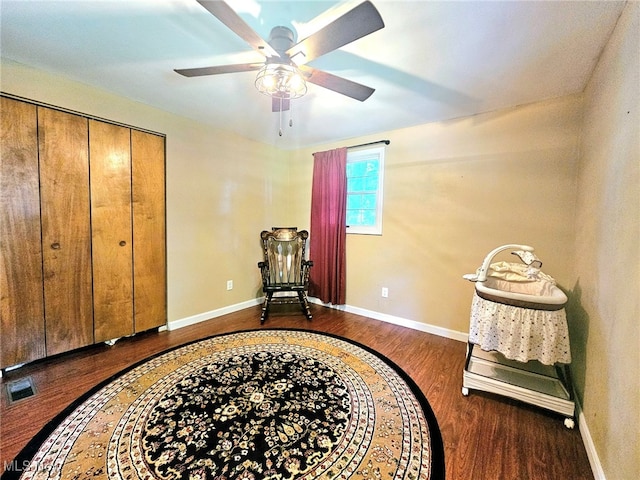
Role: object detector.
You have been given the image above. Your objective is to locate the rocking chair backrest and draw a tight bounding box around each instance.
[260,228,309,286]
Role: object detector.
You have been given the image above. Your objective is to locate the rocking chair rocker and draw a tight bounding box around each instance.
[258,228,313,323]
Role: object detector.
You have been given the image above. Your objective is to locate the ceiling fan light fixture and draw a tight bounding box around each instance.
[255,63,307,99]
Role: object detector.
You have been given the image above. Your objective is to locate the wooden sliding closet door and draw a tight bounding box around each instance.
[90,120,133,342]
[38,107,94,355]
[0,98,46,367]
[131,130,166,332]
[1,97,166,368]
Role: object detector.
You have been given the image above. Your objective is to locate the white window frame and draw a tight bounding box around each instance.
[346,145,385,235]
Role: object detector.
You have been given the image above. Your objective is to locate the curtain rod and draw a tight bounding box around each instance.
[313,139,390,156]
[347,139,390,149]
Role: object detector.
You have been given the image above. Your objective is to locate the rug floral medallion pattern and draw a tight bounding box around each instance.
[11,330,443,480]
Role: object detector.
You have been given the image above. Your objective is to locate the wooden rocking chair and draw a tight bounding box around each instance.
[258,228,313,323]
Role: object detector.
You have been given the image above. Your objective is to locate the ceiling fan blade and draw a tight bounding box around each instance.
[300,65,375,102]
[195,0,279,58]
[287,1,384,65]
[174,63,262,77]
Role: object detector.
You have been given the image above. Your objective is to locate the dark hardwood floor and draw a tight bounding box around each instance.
[1,304,594,479]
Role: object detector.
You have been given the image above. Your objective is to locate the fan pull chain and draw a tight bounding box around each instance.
[276,97,295,137]
[289,100,294,128]
[279,97,283,136]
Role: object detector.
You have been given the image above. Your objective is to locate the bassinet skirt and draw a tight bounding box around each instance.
[468,292,571,365]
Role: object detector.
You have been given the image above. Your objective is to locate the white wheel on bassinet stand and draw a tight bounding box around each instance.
[461,387,469,396]
[564,417,575,429]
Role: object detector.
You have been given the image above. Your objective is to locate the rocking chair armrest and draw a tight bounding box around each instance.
[301,260,313,286]
[258,261,270,286]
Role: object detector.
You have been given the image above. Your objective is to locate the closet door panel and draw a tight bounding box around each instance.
[0,98,45,368]
[90,120,133,342]
[131,130,166,332]
[38,107,94,356]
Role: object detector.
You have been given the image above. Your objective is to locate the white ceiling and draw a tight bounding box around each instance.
[0,0,626,149]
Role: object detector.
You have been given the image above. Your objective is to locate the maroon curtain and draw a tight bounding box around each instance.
[309,147,347,305]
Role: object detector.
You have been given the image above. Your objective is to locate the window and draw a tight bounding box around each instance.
[346,145,385,235]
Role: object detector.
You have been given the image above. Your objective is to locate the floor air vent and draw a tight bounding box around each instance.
[6,377,36,403]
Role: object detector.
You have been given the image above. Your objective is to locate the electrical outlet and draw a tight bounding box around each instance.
[226,280,233,291]
[381,287,389,298]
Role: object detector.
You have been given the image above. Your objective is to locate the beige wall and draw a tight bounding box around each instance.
[0,60,289,322]
[574,3,640,479]
[291,95,582,335]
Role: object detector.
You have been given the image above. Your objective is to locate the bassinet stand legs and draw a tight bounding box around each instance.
[462,342,576,429]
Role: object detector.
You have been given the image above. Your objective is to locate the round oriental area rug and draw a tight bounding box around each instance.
[4,329,444,480]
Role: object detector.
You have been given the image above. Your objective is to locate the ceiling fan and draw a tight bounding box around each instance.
[174,0,385,112]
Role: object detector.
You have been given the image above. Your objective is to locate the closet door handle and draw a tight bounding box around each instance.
[119,240,127,247]
[51,242,61,250]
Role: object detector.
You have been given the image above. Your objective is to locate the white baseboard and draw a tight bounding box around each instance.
[167,298,262,331]
[308,297,469,343]
[169,297,468,342]
[576,400,606,479]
